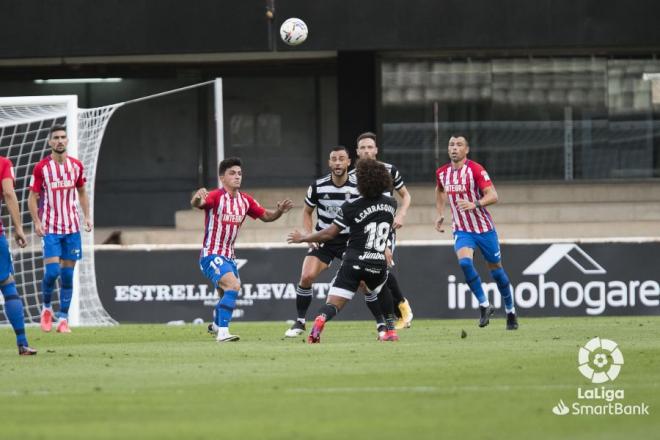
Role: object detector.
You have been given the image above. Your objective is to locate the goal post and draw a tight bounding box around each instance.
[0,78,223,327]
[214,78,225,187]
[0,94,121,326]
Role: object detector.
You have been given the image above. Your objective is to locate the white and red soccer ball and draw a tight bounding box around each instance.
[280,18,308,46]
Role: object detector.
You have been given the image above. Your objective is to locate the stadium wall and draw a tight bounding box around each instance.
[1,0,659,57]
[2,1,659,229]
[95,241,660,323]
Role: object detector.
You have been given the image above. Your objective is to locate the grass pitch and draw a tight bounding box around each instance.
[1,316,658,440]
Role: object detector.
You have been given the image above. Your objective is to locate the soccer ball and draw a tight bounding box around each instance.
[280,18,308,46]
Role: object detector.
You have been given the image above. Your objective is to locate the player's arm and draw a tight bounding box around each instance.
[393,185,411,229]
[384,198,398,266]
[2,178,26,247]
[77,185,93,232]
[287,224,340,244]
[28,165,44,237]
[191,188,209,209]
[302,205,315,233]
[27,190,43,237]
[457,185,498,212]
[435,185,447,233]
[259,199,294,222]
[457,164,497,212]
[478,185,498,207]
[301,204,319,249]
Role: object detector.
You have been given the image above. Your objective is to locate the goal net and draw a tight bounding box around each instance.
[0,79,221,326]
[0,96,119,326]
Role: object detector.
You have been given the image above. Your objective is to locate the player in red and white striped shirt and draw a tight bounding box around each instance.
[28,125,93,334]
[0,156,36,354]
[435,135,518,330]
[191,157,293,342]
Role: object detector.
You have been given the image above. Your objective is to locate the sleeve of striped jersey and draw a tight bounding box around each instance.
[471,163,494,190]
[332,201,350,229]
[245,194,267,219]
[386,199,398,247]
[29,163,44,192]
[391,164,404,189]
[74,161,87,188]
[200,190,220,210]
[0,158,13,182]
[304,184,317,207]
[435,168,444,189]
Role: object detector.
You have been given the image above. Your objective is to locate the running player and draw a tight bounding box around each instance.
[284,146,359,337]
[353,132,413,330]
[193,157,293,342]
[288,158,398,343]
[435,135,518,330]
[28,125,93,334]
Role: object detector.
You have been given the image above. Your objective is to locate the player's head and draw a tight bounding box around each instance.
[218,157,243,190]
[48,125,68,155]
[328,146,350,177]
[448,135,469,163]
[356,158,392,199]
[356,131,378,160]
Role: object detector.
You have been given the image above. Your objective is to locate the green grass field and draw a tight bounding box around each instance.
[1,316,658,440]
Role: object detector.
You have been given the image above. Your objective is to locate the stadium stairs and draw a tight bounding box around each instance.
[96,181,660,245]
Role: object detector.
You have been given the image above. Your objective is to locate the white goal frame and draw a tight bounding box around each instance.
[0,94,88,325]
[0,78,223,326]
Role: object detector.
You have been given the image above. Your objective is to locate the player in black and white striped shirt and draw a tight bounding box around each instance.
[284,146,359,337]
[353,131,414,333]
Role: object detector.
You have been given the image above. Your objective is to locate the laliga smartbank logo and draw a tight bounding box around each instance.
[551,338,649,416]
[578,337,623,383]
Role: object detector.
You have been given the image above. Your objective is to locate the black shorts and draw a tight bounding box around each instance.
[307,239,347,265]
[329,260,388,300]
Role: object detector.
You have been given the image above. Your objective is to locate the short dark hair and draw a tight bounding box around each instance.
[356,159,392,199]
[49,125,67,137]
[449,134,469,145]
[330,145,349,154]
[356,131,377,145]
[218,157,242,175]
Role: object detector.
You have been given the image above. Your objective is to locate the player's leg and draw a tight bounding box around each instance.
[308,294,350,344]
[54,233,82,333]
[216,269,242,342]
[365,271,398,341]
[55,259,75,333]
[455,231,493,327]
[307,262,356,343]
[285,251,330,337]
[382,234,413,326]
[479,231,518,330]
[2,275,36,355]
[365,243,403,334]
[389,273,413,329]
[40,234,62,332]
[208,288,225,335]
[0,234,36,355]
[364,280,389,337]
[199,254,241,342]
